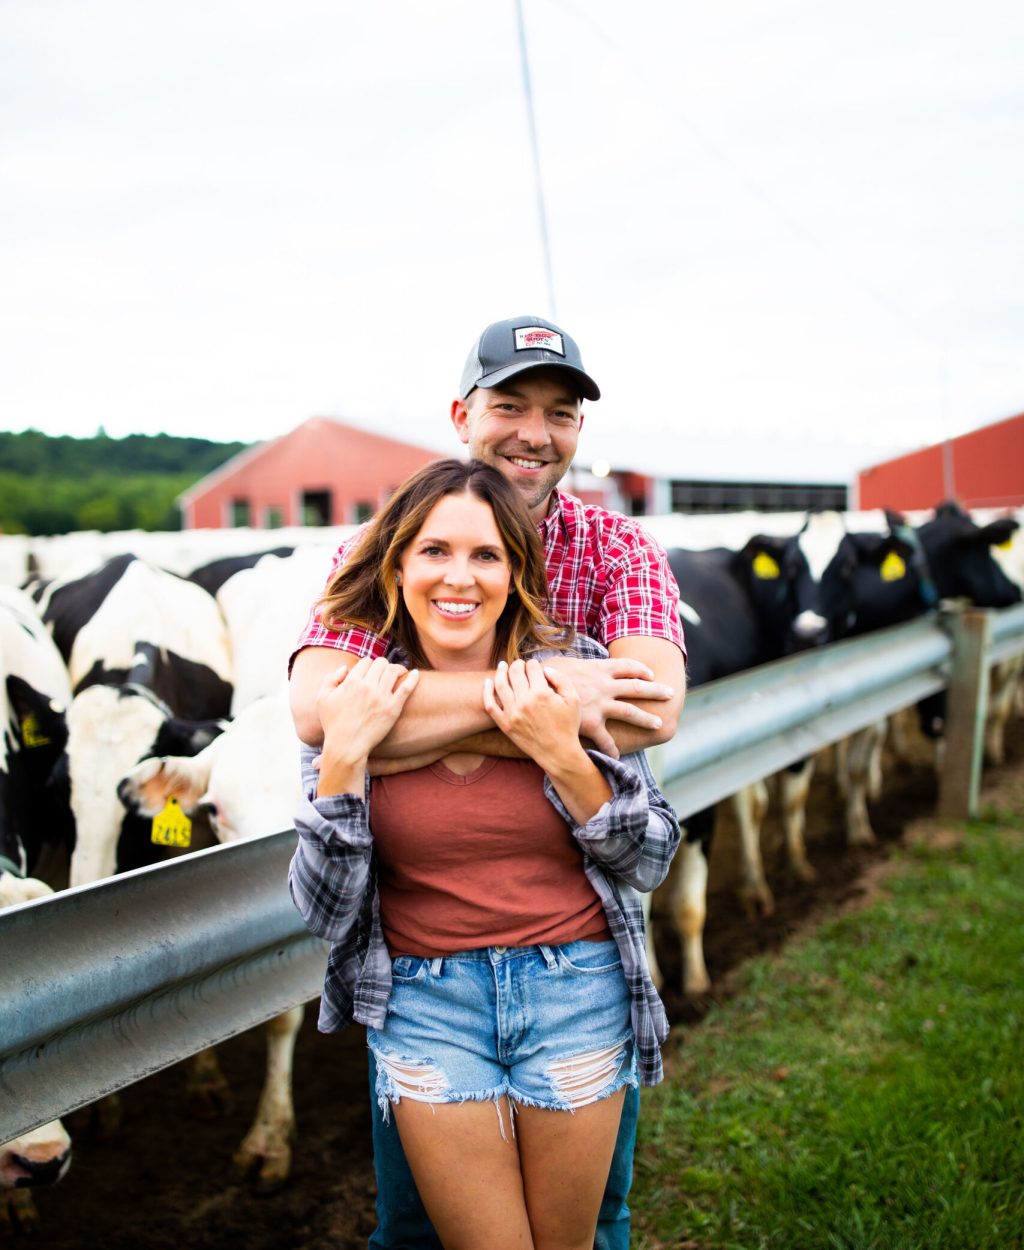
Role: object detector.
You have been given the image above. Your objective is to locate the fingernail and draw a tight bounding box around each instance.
[651,717,663,728]
[497,660,508,669]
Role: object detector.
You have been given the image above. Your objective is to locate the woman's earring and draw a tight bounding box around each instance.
[395,572,403,586]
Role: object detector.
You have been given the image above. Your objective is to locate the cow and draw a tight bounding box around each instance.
[657,510,934,994]
[111,549,335,1190]
[655,528,831,994]
[186,547,295,598]
[914,503,1022,762]
[0,1119,72,1233]
[21,558,310,1186]
[1,880,74,1233]
[0,587,74,889]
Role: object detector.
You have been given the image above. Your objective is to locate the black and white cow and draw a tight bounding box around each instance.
[0,587,74,896]
[907,503,1022,764]
[657,528,831,993]
[29,555,233,883]
[112,548,334,1187]
[0,591,76,1225]
[658,511,934,994]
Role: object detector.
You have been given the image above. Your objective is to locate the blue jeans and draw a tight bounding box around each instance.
[367,1051,640,1250]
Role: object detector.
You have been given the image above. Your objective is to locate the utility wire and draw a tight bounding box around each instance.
[515,0,558,320]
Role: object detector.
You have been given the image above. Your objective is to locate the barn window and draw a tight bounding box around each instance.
[669,479,848,514]
[230,498,251,527]
[301,490,333,526]
[353,501,374,523]
[264,506,284,529]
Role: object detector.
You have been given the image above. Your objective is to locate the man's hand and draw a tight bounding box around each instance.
[544,655,675,757]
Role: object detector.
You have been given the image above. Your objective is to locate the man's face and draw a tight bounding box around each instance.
[450,368,583,522]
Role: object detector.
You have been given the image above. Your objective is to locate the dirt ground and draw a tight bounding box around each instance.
[8,718,1023,1250]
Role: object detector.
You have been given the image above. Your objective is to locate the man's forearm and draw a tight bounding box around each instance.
[291,646,494,751]
[366,668,495,757]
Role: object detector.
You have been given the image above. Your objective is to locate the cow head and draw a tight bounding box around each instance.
[0,1121,71,1190]
[916,503,1022,608]
[118,696,301,844]
[829,517,937,639]
[65,685,226,886]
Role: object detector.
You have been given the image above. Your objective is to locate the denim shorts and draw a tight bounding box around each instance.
[367,939,637,1116]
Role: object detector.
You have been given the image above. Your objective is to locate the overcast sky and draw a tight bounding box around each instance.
[2,1,1022,481]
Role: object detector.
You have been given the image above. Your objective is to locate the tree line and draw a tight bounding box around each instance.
[0,429,250,535]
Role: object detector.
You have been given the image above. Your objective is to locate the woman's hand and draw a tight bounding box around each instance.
[484,659,612,824]
[482,659,583,768]
[316,658,420,796]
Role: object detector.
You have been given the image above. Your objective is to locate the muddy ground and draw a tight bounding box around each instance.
[8,719,1023,1249]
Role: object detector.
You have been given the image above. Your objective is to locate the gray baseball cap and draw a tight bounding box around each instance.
[458,315,601,401]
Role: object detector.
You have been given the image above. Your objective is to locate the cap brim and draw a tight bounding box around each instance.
[465,359,600,402]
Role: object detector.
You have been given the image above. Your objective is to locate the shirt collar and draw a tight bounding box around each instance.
[537,489,575,542]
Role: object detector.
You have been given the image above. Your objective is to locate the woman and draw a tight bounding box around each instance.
[289,459,678,1250]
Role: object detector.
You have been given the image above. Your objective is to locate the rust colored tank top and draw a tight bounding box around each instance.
[370,757,610,957]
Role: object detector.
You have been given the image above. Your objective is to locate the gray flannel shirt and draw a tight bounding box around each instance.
[288,637,680,1086]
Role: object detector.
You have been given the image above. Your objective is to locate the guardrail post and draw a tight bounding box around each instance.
[936,607,992,821]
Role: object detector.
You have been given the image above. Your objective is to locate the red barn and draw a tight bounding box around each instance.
[179,417,445,529]
[855,411,1024,511]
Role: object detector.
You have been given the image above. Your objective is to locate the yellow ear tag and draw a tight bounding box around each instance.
[995,538,1014,551]
[21,713,51,748]
[880,551,906,582]
[151,797,192,848]
[752,552,781,580]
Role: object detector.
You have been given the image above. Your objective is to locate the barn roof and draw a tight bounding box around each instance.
[178,415,448,506]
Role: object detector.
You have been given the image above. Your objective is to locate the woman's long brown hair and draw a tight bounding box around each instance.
[317,459,571,669]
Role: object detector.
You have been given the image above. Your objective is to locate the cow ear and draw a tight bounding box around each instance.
[118,756,212,816]
[977,519,1019,549]
[739,535,787,581]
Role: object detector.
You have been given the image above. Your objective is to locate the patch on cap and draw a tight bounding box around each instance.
[514,326,565,356]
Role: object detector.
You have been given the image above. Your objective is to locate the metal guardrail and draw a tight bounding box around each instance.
[3,603,1024,1142]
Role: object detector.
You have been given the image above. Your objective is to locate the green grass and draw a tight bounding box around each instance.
[633,814,1024,1250]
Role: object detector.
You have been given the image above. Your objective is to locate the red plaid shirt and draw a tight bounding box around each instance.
[291,490,685,663]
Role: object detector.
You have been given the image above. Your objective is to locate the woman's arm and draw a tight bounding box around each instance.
[289,658,419,940]
[482,658,613,825]
[543,748,680,894]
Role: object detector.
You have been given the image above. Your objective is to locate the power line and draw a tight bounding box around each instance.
[514,0,558,319]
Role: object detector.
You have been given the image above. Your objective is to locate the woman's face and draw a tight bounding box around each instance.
[398,490,513,671]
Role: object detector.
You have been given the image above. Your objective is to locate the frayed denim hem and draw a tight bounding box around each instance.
[371,1034,638,1129]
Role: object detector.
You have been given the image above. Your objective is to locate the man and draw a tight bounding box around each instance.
[290,314,686,1250]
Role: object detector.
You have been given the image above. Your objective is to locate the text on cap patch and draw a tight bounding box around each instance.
[514,327,565,356]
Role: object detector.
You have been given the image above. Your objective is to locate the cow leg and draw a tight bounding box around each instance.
[731,782,773,919]
[0,1121,72,1232]
[2,1188,40,1234]
[187,1046,234,1119]
[844,723,885,846]
[780,758,816,882]
[641,891,662,991]
[233,1006,303,1191]
[887,706,916,764]
[669,808,714,996]
[986,657,1023,766]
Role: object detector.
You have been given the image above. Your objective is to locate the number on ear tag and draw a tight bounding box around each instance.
[880,552,906,582]
[752,552,780,579]
[21,713,51,748]
[151,797,192,848]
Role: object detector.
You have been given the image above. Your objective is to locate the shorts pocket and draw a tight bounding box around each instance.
[555,940,623,975]
[390,955,428,983]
